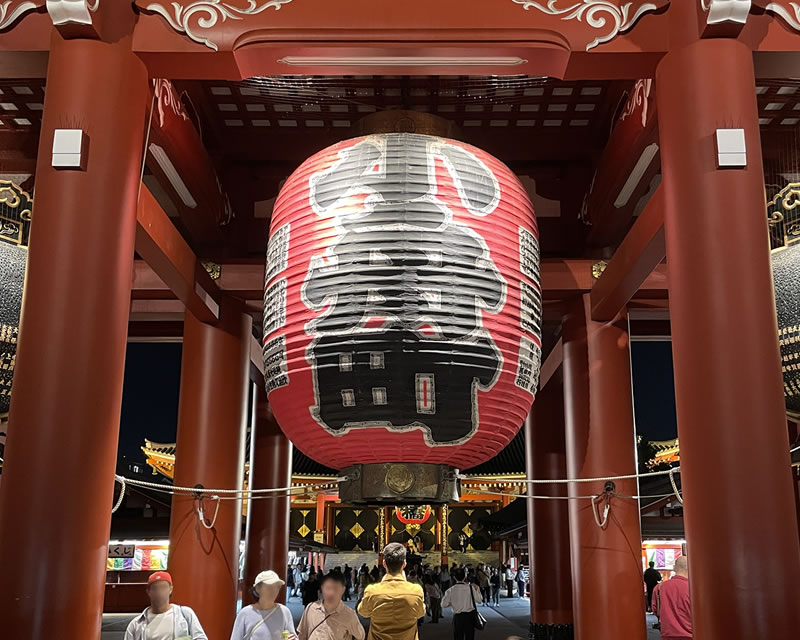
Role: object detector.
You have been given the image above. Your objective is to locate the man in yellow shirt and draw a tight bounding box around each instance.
[357,543,425,640]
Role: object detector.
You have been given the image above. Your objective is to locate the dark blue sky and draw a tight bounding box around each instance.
[117,340,679,462]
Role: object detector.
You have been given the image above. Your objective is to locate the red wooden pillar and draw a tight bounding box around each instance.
[244,387,292,604]
[526,379,573,639]
[0,30,148,640]
[168,301,251,640]
[656,38,800,640]
[562,295,645,640]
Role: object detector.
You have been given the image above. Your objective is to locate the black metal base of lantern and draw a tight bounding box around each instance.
[338,463,460,504]
[528,622,574,640]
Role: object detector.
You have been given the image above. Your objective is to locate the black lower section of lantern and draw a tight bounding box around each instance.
[528,622,574,640]
[338,462,460,504]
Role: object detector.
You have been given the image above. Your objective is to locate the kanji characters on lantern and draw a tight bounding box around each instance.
[264,132,541,470]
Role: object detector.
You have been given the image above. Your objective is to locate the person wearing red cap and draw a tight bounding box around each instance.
[124,571,208,640]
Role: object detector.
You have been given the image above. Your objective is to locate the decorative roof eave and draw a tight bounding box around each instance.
[0,0,43,30]
[511,0,669,51]
[130,0,671,78]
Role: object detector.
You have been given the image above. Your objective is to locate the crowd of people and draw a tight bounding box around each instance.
[287,557,527,611]
[122,546,693,640]
[123,544,529,640]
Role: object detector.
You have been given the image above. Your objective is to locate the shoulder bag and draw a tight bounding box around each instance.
[469,583,487,630]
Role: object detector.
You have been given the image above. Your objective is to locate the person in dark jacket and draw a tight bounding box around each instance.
[302,570,320,606]
[644,561,663,613]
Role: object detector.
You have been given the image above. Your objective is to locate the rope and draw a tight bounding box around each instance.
[116,474,343,496]
[197,496,221,529]
[462,466,681,485]
[668,468,684,505]
[591,493,611,529]
[111,475,126,514]
[463,489,682,501]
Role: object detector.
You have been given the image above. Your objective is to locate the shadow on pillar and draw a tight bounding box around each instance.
[244,384,292,605]
[526,376,574,640]
[168,300,251,640]
[562,294,645,640]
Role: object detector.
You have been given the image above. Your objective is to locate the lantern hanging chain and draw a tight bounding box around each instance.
[197,495,221,529]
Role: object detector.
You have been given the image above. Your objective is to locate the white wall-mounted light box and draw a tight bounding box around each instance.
[715,128,747,168]
[52,128,87,170]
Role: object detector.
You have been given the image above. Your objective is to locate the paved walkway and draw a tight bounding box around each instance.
[101,598,663,639]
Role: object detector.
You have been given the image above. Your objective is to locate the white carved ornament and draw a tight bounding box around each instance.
[143,0,293,51]
[700,0,752,25]
[0,1,38,30]
[765,1,800,30]
[153,79,189,128]
[46,0,99,26]
[619,78,652,127]
[511,0,660,51]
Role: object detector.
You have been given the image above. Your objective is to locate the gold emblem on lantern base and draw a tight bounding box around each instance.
[385,464,414,495]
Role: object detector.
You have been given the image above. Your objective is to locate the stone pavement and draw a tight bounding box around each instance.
[100,597,663,639]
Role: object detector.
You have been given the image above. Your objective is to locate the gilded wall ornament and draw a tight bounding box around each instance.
[0,1,39,30]
[140,0,293,51]
[511,0,661,51]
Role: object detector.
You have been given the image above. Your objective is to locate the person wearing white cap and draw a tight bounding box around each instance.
[230,570,297,640]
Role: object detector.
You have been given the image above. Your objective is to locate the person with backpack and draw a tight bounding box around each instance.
[441,567,483,640]
[229,570,296,640]
[124,571,207,640]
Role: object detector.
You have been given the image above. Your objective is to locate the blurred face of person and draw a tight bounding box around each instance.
[147,580,173,609]
[321,579,345,604]
[256,581,281,604]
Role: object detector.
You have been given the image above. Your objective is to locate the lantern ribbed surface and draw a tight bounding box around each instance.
[773,243,800,418]
[263,133,541,470]
[0,241,24,417]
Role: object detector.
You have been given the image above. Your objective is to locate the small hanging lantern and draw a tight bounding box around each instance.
[263,132,541,502]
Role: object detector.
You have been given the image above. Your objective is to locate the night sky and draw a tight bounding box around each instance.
[117,340,679,463]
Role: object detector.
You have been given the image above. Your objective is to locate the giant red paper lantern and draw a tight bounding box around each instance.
[263,133,541,489]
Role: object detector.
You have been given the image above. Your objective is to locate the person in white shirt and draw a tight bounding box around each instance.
[230,569,297,640]
[441,568,482,640]
[124,571,207,640]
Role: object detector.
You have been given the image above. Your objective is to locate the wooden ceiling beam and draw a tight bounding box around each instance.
[584,80,661,249]
[135,184,221,324]
[131,257,668,303]
[590,185,666,322]
[538,337,563,392]
[146,80,232,254]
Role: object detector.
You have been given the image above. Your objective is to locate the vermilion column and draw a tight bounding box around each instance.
[169,302,251,640]
[526,379,573,640]
[244,388,292,604]
[562,295,645,640]
[656,39,800,640]
[0,31,148,640]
